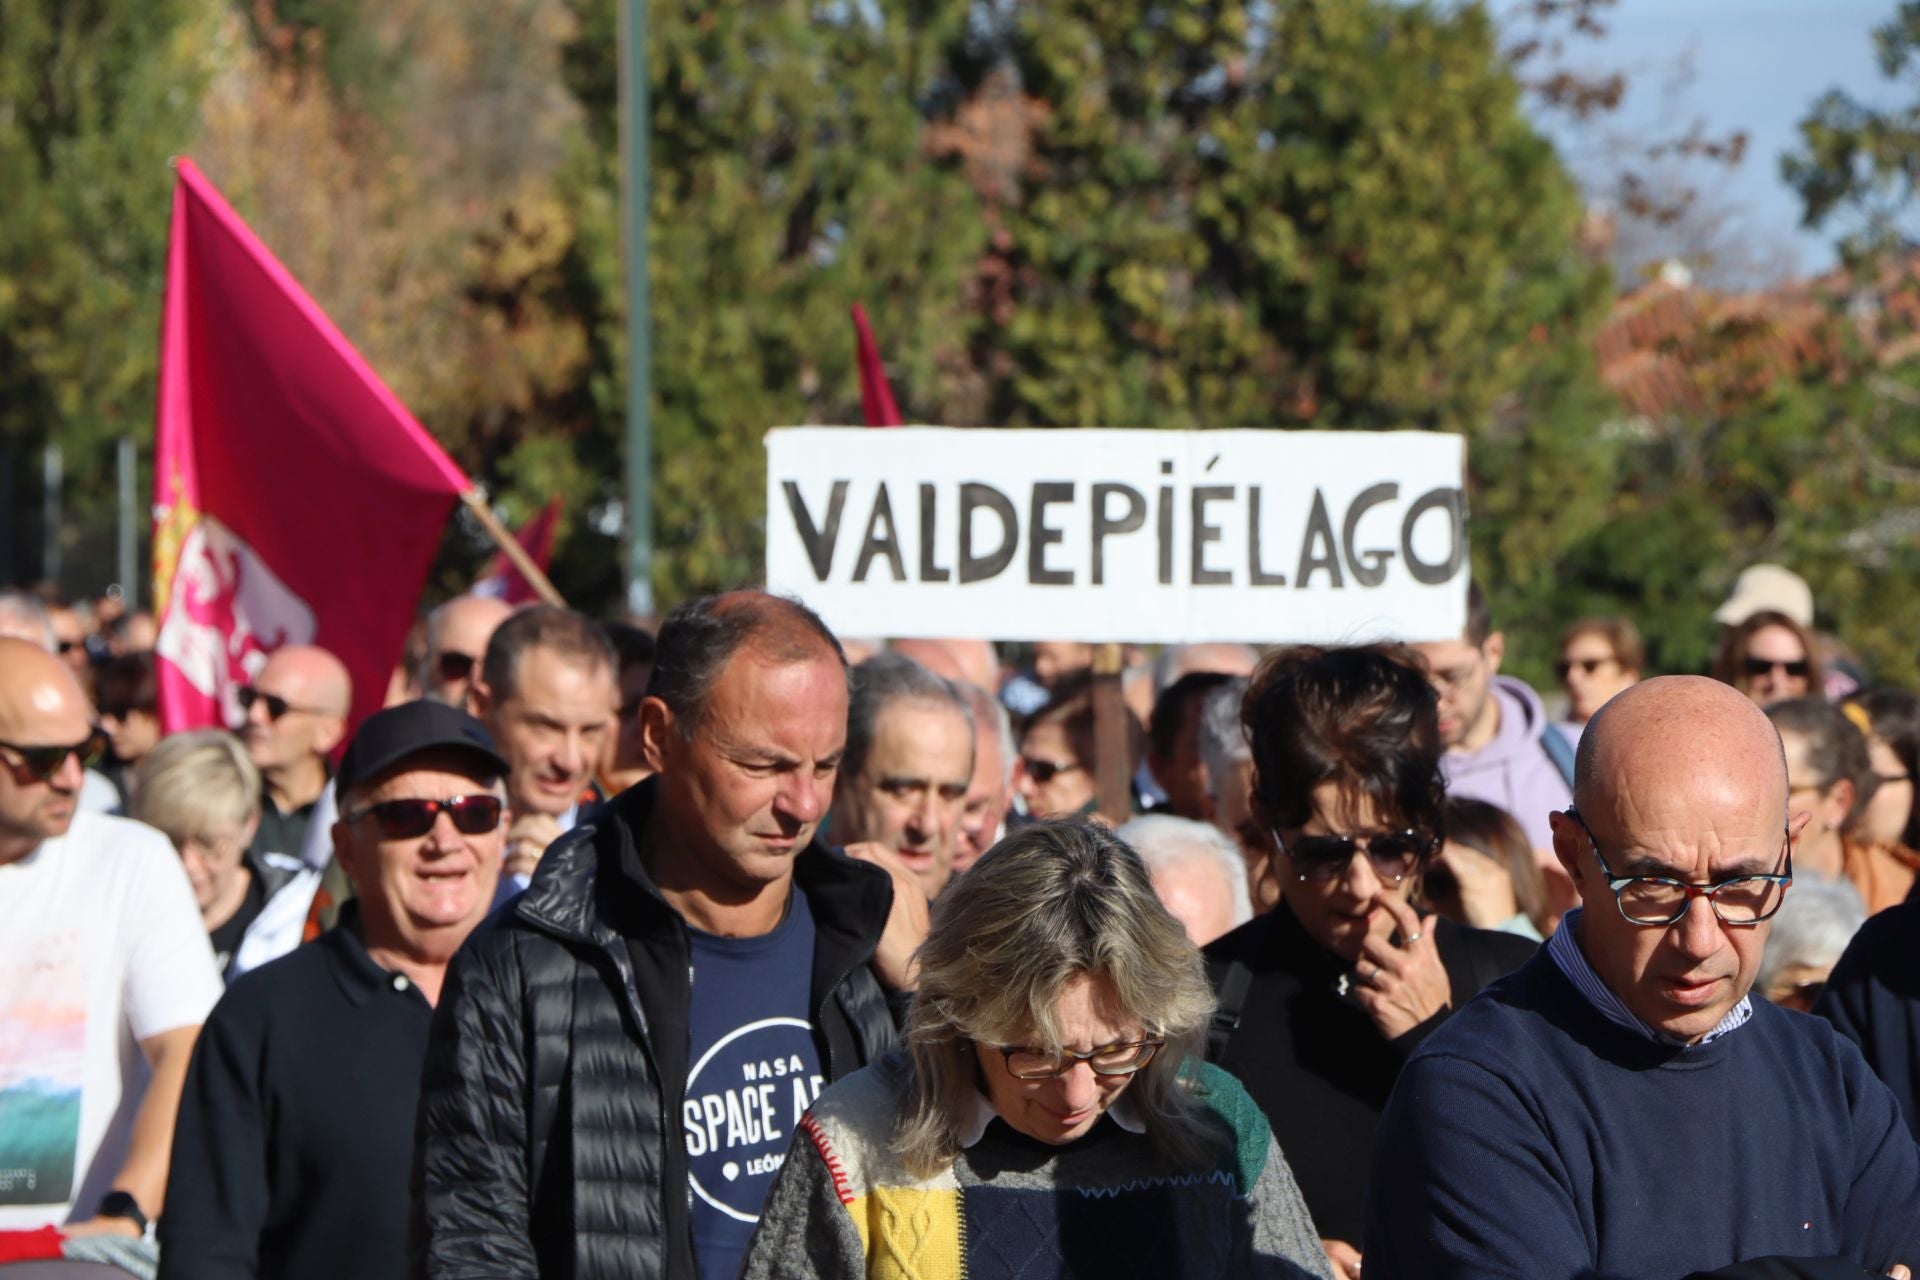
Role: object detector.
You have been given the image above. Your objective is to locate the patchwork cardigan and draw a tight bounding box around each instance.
[740,1051,1332,1280]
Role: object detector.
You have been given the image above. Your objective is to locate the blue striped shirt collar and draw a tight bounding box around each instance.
[1546,908,1752,1047]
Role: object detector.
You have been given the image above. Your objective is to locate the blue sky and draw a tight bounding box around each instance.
[1498,0,1901,279]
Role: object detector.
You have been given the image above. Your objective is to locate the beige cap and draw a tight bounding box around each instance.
[1713,564,1813,628]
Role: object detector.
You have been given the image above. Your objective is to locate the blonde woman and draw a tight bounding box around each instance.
[742,819,1330,1280]
[134,729,320,980]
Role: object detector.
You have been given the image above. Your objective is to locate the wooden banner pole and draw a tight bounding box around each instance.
[1090,642,1131,825]
[460,489,567,608]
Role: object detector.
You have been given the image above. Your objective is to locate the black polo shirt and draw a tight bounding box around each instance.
[157,906,433,1280]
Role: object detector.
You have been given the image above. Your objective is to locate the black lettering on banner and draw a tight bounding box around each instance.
[852,484,906,583]
[1342,482,1399,587]
[960,483,1018,584]
[1402,486,1466,585]
[1247,486,1286,586]
[1028,482,1075,586]
[1295,489,1345,589]
[782,480,848,581]
[1157,479,1175,586]
[1090,483,1146,586]
[918,484,951,583]
[1190,486,1233,586]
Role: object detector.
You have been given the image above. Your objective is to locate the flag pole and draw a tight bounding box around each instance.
[460,490,567,607]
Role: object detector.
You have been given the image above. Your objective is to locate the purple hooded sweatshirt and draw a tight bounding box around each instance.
[1441,675,1571,851]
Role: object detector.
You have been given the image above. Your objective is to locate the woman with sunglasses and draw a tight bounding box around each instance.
[1768,696,1920,914]
[133,729,322,981]
[742,819,1333,1279]
[1203,644,1537,1279]
[1711,609,1822,707]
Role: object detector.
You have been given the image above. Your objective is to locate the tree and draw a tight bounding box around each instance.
[0,0,223,593]
[1785,0,1920,261]
[554,0,987,605]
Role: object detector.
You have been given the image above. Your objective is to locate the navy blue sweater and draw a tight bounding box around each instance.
[1364,950,1920,1280]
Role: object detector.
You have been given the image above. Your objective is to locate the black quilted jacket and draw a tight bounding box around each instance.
[409,778,901,1279]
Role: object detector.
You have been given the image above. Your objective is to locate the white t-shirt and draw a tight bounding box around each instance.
[0,813,223,1227]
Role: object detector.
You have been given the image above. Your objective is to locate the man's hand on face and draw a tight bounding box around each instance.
[842,841,929,993]
[1352,894,1452,1041]
[504,812,563,880]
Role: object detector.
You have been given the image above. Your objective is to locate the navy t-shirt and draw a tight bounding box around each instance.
[684,888,825,1280]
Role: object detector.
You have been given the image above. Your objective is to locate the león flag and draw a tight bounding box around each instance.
[152,158,469,736]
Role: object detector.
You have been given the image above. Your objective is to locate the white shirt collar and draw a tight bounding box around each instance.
[1546,908,1753,1047]
[961,1084,1147,1148]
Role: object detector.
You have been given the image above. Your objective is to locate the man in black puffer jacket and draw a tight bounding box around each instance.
[410,592,925,1280]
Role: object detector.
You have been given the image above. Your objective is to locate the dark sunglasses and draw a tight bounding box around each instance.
[237,686,326,721]
[345,794,504,839]
[435,651,478,685]
[0,731,107,781]
[1021,756,1083,785]
[1554,657,1616,679]
[1279,829,1438,885]
[1743,656,1809,679]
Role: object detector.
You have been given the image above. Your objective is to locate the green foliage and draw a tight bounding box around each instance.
[0,0,221,590]
[1784,0,1920,259]
[554,0,986,606]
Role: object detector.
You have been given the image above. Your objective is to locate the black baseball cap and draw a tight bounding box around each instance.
[335,700,508,797]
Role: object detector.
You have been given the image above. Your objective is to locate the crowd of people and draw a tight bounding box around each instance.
[3,560,1920,1278]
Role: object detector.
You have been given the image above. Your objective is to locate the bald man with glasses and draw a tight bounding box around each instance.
[1365,676,1920,1280]
[0,638,222,1248]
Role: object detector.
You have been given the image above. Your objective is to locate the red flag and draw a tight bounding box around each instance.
[851,302,903,427]
[151,158,470,738]
[473,496,562,605]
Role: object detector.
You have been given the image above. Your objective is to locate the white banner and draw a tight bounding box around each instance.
[765,427,1468,644]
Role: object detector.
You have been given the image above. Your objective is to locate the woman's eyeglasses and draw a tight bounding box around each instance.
[1743,656,1809,679]
[1276,829,1439,885]
[996,1039,1163,1080]
[0,731,107,781]
[344,795,504,839]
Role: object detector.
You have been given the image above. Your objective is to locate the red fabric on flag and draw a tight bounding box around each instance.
[473,496,562,606]
[851,303,903,427]
[151,158,469,738]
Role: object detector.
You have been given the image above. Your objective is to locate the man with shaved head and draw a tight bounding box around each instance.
[886,637,1001,695]
[420,594,514,709]
[240,645,351,861]
[0,639,222,1241]
[1366,677,1920,1279]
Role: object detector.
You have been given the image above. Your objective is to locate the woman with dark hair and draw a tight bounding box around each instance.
[1425,796,1554,940]
[741,819,1333,1279]
[95,650,159,807]
[1711,609,1822,706]
[1203,644,1537,1279]
[1848,688,1920,854]
[1768,695,1920,914]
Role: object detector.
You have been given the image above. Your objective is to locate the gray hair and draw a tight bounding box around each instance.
[959,680,1015,787]
[1757,876,1866,996]
[896,820,1220,1179]
[134,729,260,844]
[845,652,974,781]
[0,591,56,652]
[1118,813,1254,932]
[1197,677,1250,807]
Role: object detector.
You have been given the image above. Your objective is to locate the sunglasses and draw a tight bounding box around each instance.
[1278,829,1438,885]
[435,651,478,685]
[1021,756,1083,785]
[1554,657,1617,679]
[237,686,327,721]
[1743,656,1809,679]
[344,794,504,839]
[0,731,107,782]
